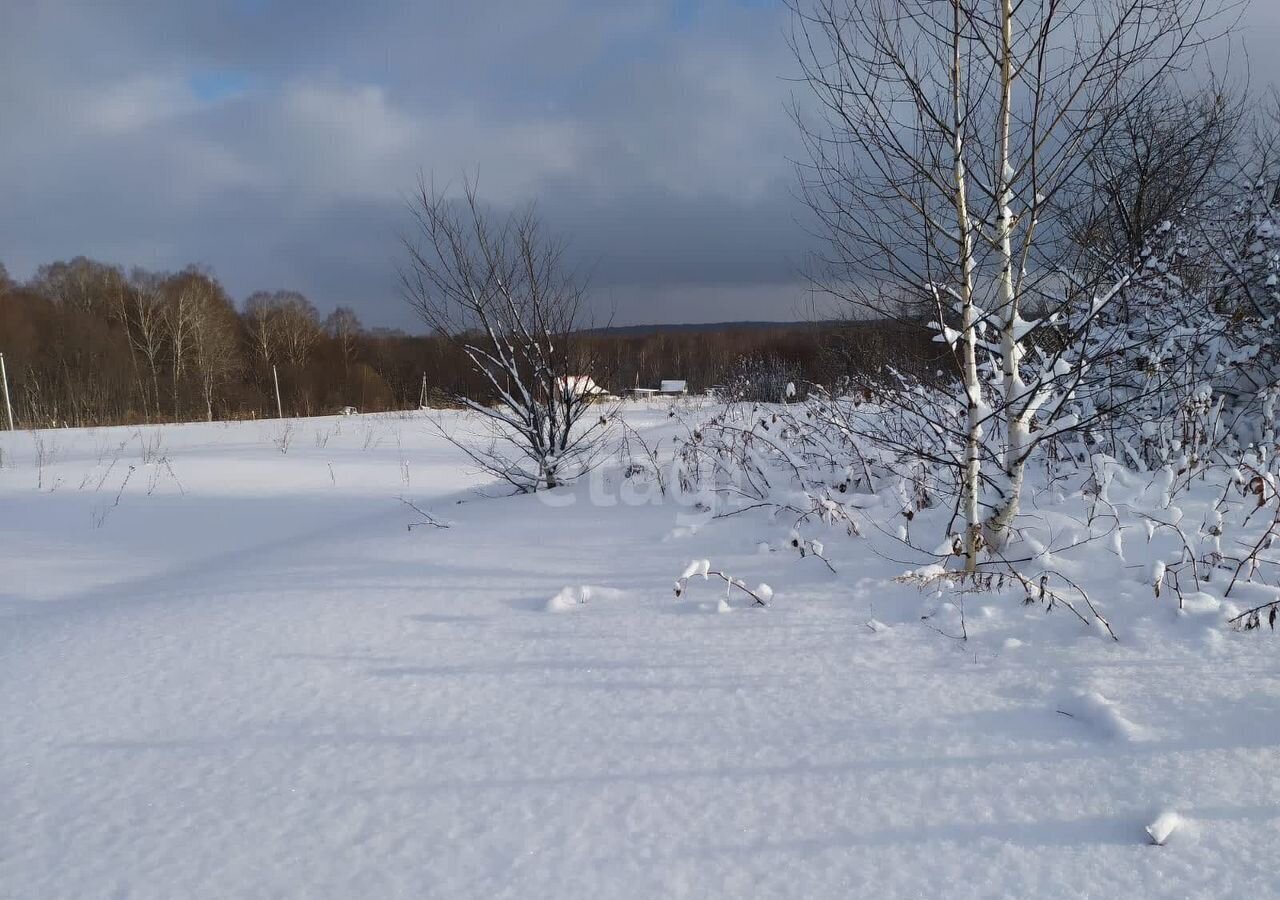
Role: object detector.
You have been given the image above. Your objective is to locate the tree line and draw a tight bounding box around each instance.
[0,257,942,429]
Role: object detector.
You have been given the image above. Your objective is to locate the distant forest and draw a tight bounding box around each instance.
[0,257,942,428]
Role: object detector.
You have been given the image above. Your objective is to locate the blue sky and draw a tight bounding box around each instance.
[187,71,253,103]
[0,0,1276,328]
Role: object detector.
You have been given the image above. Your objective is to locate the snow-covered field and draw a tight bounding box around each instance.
[3,407,1279,899]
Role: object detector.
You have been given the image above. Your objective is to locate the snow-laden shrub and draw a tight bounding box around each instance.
[717,355,807,404]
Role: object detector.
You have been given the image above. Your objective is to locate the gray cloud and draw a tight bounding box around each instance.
[1,0,1277,327]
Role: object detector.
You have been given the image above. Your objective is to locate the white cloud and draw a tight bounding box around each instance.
[253,81,594,206]
[77,75,199,135]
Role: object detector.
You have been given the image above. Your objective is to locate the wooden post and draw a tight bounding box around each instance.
[273,364,284,419]
[0,352,14,430]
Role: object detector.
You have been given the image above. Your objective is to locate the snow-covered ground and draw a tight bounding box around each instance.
[3,407,1279,898]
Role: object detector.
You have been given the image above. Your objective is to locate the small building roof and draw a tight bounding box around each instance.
[558,375,607,397]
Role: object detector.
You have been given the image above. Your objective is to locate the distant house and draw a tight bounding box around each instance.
[558,375,609,400]
[622,379,688,399]
[622,378,691,399]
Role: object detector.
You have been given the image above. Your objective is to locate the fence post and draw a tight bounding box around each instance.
[273,364,284,419]
[0,352,14,430]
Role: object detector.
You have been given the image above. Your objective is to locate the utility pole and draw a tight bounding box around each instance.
[419,372,428,409]
[272,364,284,419]
[0,352,14,430]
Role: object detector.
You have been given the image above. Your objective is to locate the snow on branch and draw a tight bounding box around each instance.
[673,559,773,608]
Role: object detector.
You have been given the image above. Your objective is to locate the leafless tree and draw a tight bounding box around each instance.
[325,306,362,375]
[1064,82,1243,286]
[126,269,169,420]
[178,270,240,421]
[273,292,321,370]
[164,273,200,419]
[241,290,320,414]
[33,257,120,320]
[105,268,151,419]
[789,0,1234,567]
[243,291,278,368]
[400,178,612,491]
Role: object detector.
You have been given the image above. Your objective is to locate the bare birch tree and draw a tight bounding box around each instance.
[242,290,320,415]
[126,269,169,420]
[789,0,1232,564]
[244,291,278,369]
[164,273,200,419]
[273,292,321,371]
[177,270,240,422]
[325,307,361,374]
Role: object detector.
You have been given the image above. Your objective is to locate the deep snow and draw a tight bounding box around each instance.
[2,408,1279,899]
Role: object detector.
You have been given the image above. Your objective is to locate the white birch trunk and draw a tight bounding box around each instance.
[987,0,1026,545]
[950,0,984,571]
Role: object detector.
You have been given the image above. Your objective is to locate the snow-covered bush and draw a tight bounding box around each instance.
[717,355,807,404]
